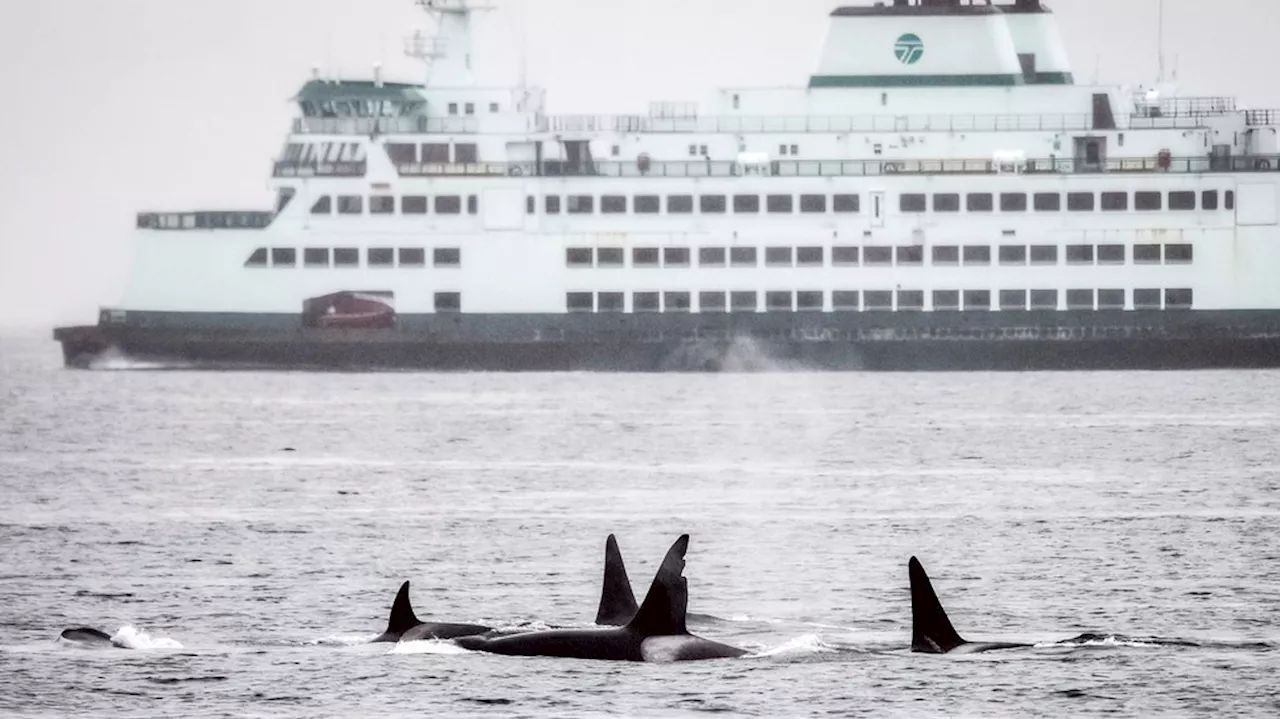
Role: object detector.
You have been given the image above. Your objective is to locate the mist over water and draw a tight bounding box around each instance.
[1,335,1279,717]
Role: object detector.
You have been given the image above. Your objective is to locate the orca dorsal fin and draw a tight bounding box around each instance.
[626,534,690,637]
[595,534,639,625]
[385,581,422,636]
[909,557,967,653]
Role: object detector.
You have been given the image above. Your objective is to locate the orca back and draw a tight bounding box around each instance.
[909,557,966,653]
[595,534,639,626]
[60,627,114,646]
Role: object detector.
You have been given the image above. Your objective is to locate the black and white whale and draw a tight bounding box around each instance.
[909,556,1032,654]
[372,581,493,643]
[456,534,746,662]
[59,627,117,648]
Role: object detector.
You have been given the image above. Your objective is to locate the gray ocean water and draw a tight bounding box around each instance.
[1,333,1278,718]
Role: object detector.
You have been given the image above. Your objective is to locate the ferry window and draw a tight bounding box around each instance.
[1067,192,1095,211]
[932,246,959,265]
[897,290,924,312]
[767,195,794,213]
[790,144,799,156]
[1168,191,1196,210]
[1165,244,1194,264]
[1134,244,1162,264]
[399,248,426,267]
[700,292,727,313]
[1226,190,1235,210]
[1098,289,1125,310]
[370,196,395,214]
[598,292,625,313]
[597,248,625,267]
[1133,289,1162,310]
[244,248,268,268]
[700,145,708,155]
[699,247,727,267]
[276,188,296,214]
[700,195,727,214]
[664,248,691,267]
[1066,289,1094,310]
[368,248,395,267]
[865,291,893,311]
[635,195,660,214]
[460,103,473,117]
[999,245,1027,265]
[730,291,758,312]
[734,195,760,213]
[832,246,859,266]
[337,196,363,214]
[833,194,860,213]
[634,292,660,313]
[932,193,960,212]
[527,195,536,215]
[933,290,960,311]
[797,247,824,267]
[688,145,698,157]
[334,248,359,267]
[602,195,627,214]
[1101,192,1128,211]
[664,292,692,313]
[732,94,740,110]
[566,293,593,313]
[963,290,991,311]
[447,103,458,116]
[633,248,659,267]
[963,245,991,265]
[566,248,594,267]
[422,143,450,163]
[1135,191,1162,211]
[435,292,462,313]
[966,193,994,212]
[1000,193,1028,212]
[1030,289,1058,310]
[386,143,415,164]
[432,248,461,268]
[730,247,757,267]
[402,195,428,214]
[798,291,824,311]
[1098,244,1126,264]
[766,247,794,267]
[311,196,332,215]
[800,194,827,213]
[864,246,892,266]
[436,196,462,214]
[489,102,500,113]
[546,196,562,214]
[1034,193,1061,211]
[999,290,1027,311]
[271,248,297,267]
[1030,245,1058,265]
[896,246,923,266]
[668,195,693,213]
[766,291,793,312]
[779,145,788,156]
[1066,244,1094,264]
[833,291,860,312]
[304,248,330,267]
[899,194,926,213]
[1166,288,1194,309]
[455,144,478,164]
[567,195,594,214]
[1202,190,1219,210]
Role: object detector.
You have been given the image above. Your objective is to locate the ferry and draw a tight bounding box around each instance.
[53,0,1280,371]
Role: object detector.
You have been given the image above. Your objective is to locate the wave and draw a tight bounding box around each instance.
[389,639,470,655]
[1040,633,1200,649]
[110,625,183,650]
[88,348,192,372]
[749,633,840,659]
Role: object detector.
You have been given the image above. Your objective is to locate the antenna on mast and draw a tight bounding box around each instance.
[1157,0,1166,82]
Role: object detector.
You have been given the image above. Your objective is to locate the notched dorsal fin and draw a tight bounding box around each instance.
[909,557,966,653]
[595,534,639,626]
[626,534,689,637]
[385,580,421,636]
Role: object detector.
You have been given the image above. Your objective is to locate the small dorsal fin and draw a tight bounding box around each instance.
[385,580,421,636]
[909,557,967,653]
[595,534,639,625]
[626,534,690,637]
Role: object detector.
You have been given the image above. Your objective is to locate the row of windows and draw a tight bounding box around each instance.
[898,189,1234,214]
[565,243,1194,269]
[310,195,479,216]
[565,288,1195,313]
[530,193,862,216]
[245,247,460,269]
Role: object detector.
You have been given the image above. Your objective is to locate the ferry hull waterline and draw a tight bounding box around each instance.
[54,0,1280,372]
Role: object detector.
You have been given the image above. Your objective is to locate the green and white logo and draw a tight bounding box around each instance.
[895,33,924,65]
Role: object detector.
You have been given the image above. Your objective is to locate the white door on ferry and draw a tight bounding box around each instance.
[870,191,886,228]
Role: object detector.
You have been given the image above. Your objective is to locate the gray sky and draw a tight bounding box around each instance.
[0,0,1273,330]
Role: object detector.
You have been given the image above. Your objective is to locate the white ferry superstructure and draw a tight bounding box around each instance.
[55,0,1280,370]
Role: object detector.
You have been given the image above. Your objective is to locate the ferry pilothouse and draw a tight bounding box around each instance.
[54,0,1280,370]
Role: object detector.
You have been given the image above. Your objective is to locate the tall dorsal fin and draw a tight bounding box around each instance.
[626,534,689,637]
[385,580,422,636]
[595,534,639,626]
[909,557,966,653]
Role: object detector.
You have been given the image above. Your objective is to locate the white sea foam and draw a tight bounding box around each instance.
[389,640,470,655]
[749,634,837,658]
[110,625,183,650]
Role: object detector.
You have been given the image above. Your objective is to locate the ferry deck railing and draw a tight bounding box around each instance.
[137,211,274,230]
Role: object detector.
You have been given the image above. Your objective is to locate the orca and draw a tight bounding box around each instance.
[456,534,746,662]
[59,627,116,648]
[595,534,638,626]
[909,556,1031,654]
[371,581,492,643]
